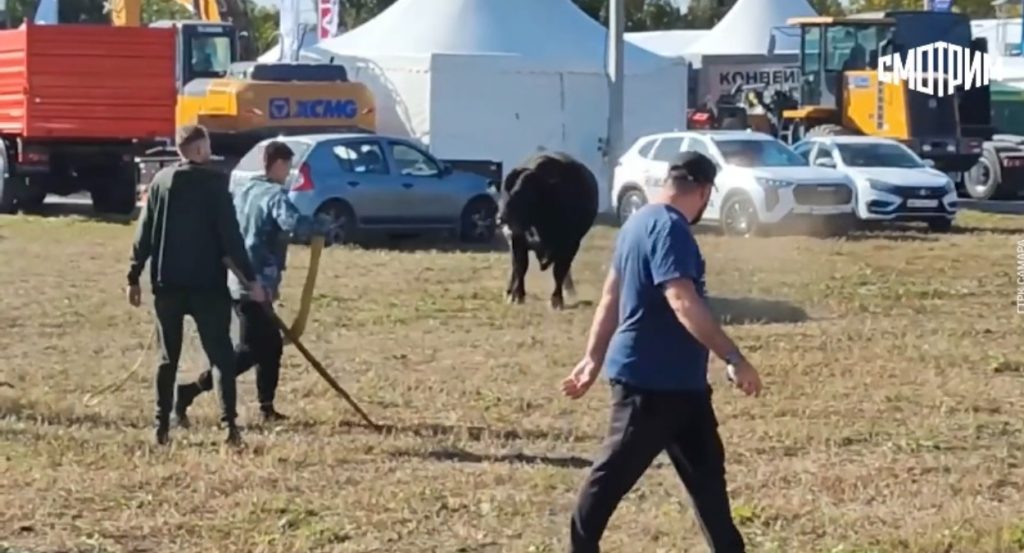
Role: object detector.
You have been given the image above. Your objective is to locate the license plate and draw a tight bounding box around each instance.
[795,206,846,215]
[907,199,939,208]
[1004,158,1024,168]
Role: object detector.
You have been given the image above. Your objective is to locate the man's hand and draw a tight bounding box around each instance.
[726,359,763,397]
[561,357,601,399]
[247,282,268,304]
[126,285,141,307]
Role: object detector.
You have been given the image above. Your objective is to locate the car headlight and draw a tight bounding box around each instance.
[755,177,795,188]
[867,179,896,193]
[944,178,956,193]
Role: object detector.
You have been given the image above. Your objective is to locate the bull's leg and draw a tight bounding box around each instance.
[550,243,581,310]
[506,233,529,304]
[563,269,575,299]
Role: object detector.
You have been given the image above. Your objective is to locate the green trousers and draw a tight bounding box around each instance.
[152,289,237,426]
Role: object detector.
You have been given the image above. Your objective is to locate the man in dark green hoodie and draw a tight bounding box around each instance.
[126,124,266,446]
[174,140,326,426]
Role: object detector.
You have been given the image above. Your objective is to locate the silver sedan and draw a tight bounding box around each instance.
[230,133,499,244]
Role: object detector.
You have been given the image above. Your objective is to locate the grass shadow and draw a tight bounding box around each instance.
[336,420,600,444]
[390,446,593,469]
[949,225,1023,237]
[0,397,146,430]
[337,232,509,254]
[839,231,938,242]
[958,198,1024,215]
[708,296,810,325]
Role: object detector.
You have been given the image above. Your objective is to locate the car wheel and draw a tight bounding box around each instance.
[720,194,760,237]
[927,218,953,233]
[459,197,497,243]
[617,189,646,225]
[315,200,357,245]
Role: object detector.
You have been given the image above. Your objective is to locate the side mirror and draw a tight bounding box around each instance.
[813,157,837,168]
[439,162,453,177]
[922,159,935,168]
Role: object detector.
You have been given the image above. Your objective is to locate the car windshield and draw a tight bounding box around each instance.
[836,142,923,168]
[714,139,806,167]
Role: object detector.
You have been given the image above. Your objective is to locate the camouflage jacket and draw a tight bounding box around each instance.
[227,176,325,301]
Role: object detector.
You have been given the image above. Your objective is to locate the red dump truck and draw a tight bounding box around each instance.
[0,24,176,214]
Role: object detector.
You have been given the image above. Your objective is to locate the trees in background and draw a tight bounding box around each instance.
[1,0,1016,55]
[847,0,1008,17]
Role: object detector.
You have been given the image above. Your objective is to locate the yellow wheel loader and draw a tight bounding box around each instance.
[774,12,995,175]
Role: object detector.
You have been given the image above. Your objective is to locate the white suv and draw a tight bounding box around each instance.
[612,130,857,236]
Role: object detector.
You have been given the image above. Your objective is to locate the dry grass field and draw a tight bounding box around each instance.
[1,210,1023,553]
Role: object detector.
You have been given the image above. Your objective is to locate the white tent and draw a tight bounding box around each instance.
[686,0,815,57]
[625,30,709,60]
[259,28,320,62]
[302,0,688,212]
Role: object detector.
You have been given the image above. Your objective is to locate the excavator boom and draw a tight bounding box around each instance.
[109,0,221,26]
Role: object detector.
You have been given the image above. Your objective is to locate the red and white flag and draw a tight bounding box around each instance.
[317,0,340,40]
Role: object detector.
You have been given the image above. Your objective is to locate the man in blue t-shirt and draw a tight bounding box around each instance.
[561,151,763,553]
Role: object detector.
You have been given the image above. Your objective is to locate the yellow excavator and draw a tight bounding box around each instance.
[109,0,376,162]
[107,0,336,348]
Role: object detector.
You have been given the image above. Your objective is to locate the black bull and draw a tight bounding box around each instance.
[496,152,598,310]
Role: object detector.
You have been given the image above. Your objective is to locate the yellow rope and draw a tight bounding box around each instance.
[285,235,324,344]
[82,326,156,406]
[84,237,324,404]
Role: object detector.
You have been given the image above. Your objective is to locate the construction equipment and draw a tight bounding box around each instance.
[0,24,177,214]
[772,12,991,175]
[110,0,376,176]
[137,21,376,176]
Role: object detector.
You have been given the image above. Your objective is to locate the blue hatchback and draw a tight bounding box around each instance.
[230,133,499,244]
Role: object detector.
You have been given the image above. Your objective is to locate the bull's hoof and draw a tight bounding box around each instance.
[549,295,565,310]
[506,293,525,305]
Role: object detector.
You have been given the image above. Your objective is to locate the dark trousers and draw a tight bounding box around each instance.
[194,300,283,409]
[569,382,745,553]
[153,289,236,426]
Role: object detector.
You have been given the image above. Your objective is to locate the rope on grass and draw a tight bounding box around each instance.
[82,327,156,406]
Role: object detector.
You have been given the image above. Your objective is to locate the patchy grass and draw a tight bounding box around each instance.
[1,211,1023,552]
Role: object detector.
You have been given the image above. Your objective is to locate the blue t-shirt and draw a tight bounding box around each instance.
[604,203,709,391]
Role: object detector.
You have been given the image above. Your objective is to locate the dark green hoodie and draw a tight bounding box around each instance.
[127,161,256,294]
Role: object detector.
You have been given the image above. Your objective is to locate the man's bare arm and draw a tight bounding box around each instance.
[663,279,743,363]
[582,268,621,366]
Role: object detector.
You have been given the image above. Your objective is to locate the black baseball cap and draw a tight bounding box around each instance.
[667,151,717,185]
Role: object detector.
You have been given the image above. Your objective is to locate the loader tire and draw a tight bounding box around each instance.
[965,146,1016,200]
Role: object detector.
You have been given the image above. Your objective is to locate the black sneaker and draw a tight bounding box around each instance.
[155,420,170,445]
[260,406,289,423]
[174,384,200,429]
[225,426,243,447]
